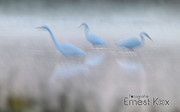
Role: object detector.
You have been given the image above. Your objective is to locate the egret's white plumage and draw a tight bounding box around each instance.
[38,26,85,57]
[117,32,152,50]
[80,22,106,47]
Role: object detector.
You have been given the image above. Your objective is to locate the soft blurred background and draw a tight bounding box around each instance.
[0,0,180,112]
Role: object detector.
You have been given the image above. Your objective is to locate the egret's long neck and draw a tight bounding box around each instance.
[46,28,59,47]
[84,26,89,37]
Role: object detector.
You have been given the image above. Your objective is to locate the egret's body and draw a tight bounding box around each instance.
[56,42,85,57]
[117,32,152,50]
[81,22,106,47]
[38,26,85,57]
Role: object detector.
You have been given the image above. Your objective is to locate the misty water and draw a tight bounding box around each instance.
[0,1,180,112]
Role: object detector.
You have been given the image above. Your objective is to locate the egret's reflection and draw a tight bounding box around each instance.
[51,63,89,81]
[116,58,143,71]
[51,52,105,81]
[85,53,105,67]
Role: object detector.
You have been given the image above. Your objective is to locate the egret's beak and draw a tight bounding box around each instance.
[36,27,43,29]
[79,24,83,28]
[145,34,153,41]
[36,27,46,31]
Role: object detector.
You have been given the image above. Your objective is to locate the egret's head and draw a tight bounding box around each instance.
[79,22,89,30]
[81,22,88,26]
[36,25,50,30]
[140,32,152,41]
